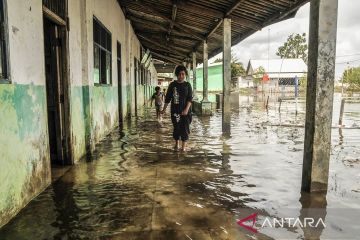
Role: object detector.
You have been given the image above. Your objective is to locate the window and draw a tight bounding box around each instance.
[93,17,112,85]
[42,0,66,19]
[279,78,296,86]
[0,0,9,82]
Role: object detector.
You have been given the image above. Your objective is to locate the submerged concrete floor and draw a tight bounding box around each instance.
[1,93,360,239]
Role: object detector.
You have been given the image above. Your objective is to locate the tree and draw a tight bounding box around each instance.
[276,33,308,64]
[342,66,360,91]
[253,66,265,88]
[213,58,222,63]
[231,53,246,79]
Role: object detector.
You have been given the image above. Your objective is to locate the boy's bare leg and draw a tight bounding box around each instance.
[174,140,180,150]
[181,141,187,152]
[159,105,163,121]
[156,111,159,121]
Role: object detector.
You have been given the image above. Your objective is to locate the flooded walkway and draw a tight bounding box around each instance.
[1,94,360,239]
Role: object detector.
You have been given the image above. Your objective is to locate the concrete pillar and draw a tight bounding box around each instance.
[187,62,191,82]
[302,0,338,192]
[192,52,197,100]
[203,40,209,102]
[125,20,132,117]
[80,0,94,152]
[222,18,231,134]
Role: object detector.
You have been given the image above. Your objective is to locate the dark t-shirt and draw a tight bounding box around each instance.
[165,81,193,114]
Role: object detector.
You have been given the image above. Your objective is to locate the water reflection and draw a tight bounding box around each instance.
[220,141,233,175]
[299,192,327,240]
[0,93,359,239]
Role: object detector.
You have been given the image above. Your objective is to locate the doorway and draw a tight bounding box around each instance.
[134,57,138,116]
[117,42,123,124]
[43,17,69,166]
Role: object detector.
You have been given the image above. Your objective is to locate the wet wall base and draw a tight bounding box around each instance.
[0,83,51,228]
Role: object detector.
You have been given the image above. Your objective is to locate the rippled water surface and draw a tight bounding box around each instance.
[0,93,359,240]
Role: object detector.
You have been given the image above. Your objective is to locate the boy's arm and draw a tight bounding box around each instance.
[181,83,193,115]
[150,93,155,106]
[181,101,192,115]
[162,83,173,114]
[162,102,168,111]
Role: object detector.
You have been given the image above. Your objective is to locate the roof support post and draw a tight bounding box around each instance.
[202,40,209,102]
[222,18,231,135]
[302,0,339,193]
[192,52,197,100]
[186,62,191,82]
[197,40,212,115]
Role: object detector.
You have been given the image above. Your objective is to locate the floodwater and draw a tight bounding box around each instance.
[0,93,359,240]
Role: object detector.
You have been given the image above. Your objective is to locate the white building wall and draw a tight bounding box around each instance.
[7,0,45,85]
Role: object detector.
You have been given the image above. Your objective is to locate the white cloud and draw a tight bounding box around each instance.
[219,0,360,80]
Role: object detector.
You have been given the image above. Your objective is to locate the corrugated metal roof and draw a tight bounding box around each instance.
[117,0,309,72]
[247,59,308,75]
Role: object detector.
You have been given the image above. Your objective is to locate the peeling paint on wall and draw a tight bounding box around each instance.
[91,86,118,143]
[70,86,87,161]
[0,84,50,228]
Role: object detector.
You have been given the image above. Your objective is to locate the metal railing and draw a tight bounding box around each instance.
[338,97,360,126]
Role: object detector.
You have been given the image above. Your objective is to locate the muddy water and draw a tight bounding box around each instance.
[0,93,359,240]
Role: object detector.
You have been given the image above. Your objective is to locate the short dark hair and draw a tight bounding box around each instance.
[155,86,161,91]
[175,65,188,77]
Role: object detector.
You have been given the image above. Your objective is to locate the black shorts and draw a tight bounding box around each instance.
[171,114,192,141]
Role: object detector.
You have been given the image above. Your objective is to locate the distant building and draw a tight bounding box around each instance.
[245,59,307,91]
[196,62,223,92]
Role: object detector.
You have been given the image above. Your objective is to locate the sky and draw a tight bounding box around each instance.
[211,0,360,80]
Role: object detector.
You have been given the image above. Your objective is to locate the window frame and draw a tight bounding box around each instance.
[0,0,10,84]
[93,16,112,86]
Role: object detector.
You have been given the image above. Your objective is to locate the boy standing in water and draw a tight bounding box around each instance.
[151,86,164,121]
[161,66,192,152]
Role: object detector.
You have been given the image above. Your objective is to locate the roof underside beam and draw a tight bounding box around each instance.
[207,0,309,58]
[190,0,255,55]
[122,0,205,41]
[168,1,177,36]
[117,0,309,69]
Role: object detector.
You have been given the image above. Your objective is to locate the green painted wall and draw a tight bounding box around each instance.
[0,80,152,228]
[196,63,223,92]
[69,86,88,161]
[91,85,119,143]
[0,84,51,228]
[70,84,135,160]
[126,85,132,117]
[137,85,153,110]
